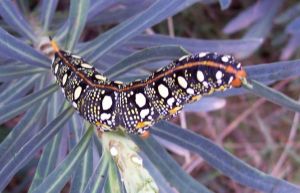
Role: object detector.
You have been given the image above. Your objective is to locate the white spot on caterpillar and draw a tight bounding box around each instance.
[54,64,59,74]
[167,97,175,106]
[74,86,82,100]
[72,102,77,108]
[140,108,150,119]
[158,84,169,98]
[102,95,113,110]
[216,70,223,80]
[179,55,188,61]
[203,81,209,88]
[187,88,194,95]
[81,63,93,69]
[228,76,234,84]
[221,55,230,62]
[177,76,188,89]
[114,80,123,85]
[237,63,241,69]
[101,113,111,120]
[62,73,68,86]
[197,70,204,82]
[72,54,81,59]
[95,74,107,81]
[135,93,146,108]
[156,67,163,72]
[51,56,55,64]
[199,52,208,58]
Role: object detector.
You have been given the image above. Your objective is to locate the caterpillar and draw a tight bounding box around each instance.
[50,40,246,135]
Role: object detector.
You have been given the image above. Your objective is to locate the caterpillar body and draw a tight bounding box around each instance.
[51,41,246,135]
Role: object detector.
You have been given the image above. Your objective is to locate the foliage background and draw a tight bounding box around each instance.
[1,0,300,192]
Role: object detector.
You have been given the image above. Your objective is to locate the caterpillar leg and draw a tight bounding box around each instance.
[168,106,183,115]
[188,95,202,103]
[140,130,151,139]
[136,121,152,129]
[96,121,111,131]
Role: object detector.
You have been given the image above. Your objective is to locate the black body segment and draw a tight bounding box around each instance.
[51,50,246,135]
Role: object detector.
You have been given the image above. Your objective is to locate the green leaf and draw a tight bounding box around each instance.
[39,0,59,32]
[0,75,38,105]
[140,153,176,193]
[244,0,283,39]
[82,153,109,193]
[0,107,74,191]
[0,84,58,124]
[243,79,300,113]
[105,159,124,193]
[0,27,50,68]
[70,137,94,193]
[68,114,85,148]
[104,45,190,78]
[65,0,90,51]
[0,0,36,41]
[0,101,47,165]
[29,130,64,192]
[31,126,94,193]
[81,0,188,63]
[133,136,212,193]
[152,121,300,193]
[0,64,47,81]
[246,59,300,84]
[28,92,63,192]
[126,34,263,59]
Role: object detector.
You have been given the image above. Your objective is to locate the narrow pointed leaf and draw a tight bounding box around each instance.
[126,35,263,59]
[105,160,125,193]
[0,107,74,191]
[223,1,266,34]
[104,45,189,78]
[244,0,283,39]
[0,0,36,41]
[0,64,46,81]
[82,154,109,193]
[0,84,58,124]
[87,1,152,25]
[246,59,300,83]
[153,121,300,193]
[81,0,196,63]
[0,75,38,105]
[87,0,117,21]
[140,153,176,193]
[286,16,300,34]
[39,0,59,31]
[64,0,90,51]
[28,93,63,192]
[31,126,94,193]
[0,27,50,68]
[275,3,300,24]
[70,139,94,193]
[244,79,300,113]
[133,136,212,193]
[0,101,46,164]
